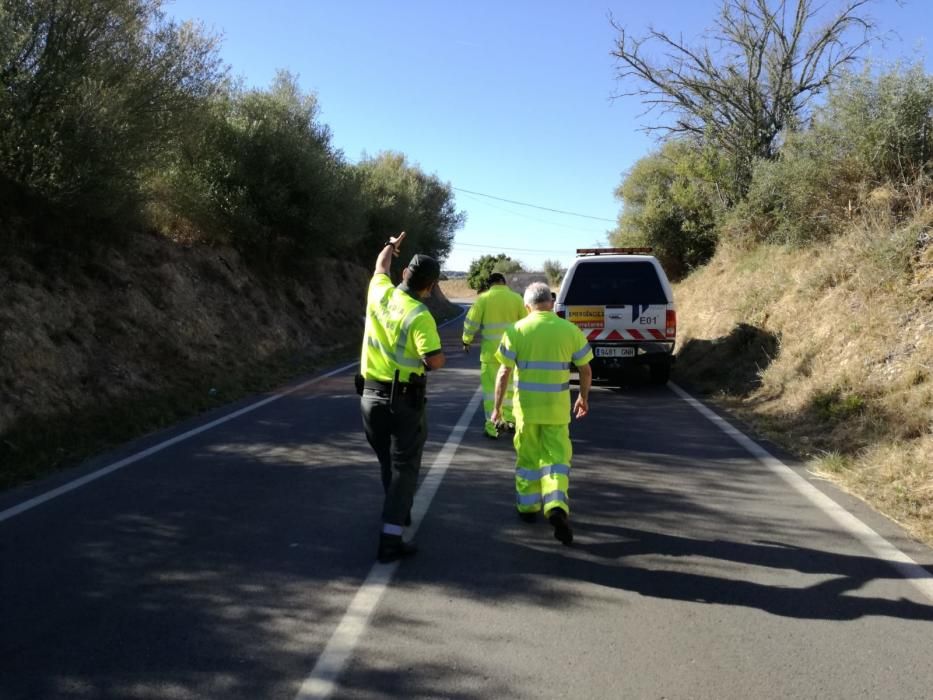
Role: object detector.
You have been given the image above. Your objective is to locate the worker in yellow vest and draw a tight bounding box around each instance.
[492,282,593,545]
[461,273,527,439]
[358,231,446,563]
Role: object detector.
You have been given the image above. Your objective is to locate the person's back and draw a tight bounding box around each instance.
[470,283,526,362]
[493,282,592,546]
[462,274,526,438]
[505,311,587,425]
[358,232,445,564]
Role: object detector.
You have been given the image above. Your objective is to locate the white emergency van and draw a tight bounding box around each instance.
[554,248,676,385]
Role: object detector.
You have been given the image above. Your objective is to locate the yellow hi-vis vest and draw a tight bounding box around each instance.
[462,284,527,363]
[361,274,441,383]
[496,311,593,424]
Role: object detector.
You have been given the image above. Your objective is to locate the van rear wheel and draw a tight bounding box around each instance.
[649,363,671,385]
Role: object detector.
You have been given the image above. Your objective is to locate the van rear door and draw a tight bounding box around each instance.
[560,260,670,349]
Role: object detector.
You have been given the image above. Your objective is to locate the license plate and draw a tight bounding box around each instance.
[594,347,635,358]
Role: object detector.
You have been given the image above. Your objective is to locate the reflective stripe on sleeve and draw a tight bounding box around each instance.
[498,345,517,360]
[572,344,593,361]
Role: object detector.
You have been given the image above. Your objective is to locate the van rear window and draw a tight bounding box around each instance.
[563,262,667,305]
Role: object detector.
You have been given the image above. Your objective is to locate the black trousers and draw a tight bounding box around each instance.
[360,388,427,527]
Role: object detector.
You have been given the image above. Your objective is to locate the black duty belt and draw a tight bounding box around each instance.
[363,379,393,393]
[364,378,422,394]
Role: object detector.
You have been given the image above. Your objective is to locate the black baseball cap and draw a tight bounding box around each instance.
[406,254,441,290]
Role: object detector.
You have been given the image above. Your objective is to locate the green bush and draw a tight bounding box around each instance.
[610,140,725,279]
[731,64,933,246]
[354,152,463,268]
[165,72,366,267]
[466,254,521,291]
[812,388,867,421]
[0,0,223,236]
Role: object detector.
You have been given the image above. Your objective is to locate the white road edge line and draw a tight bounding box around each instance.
[0,361,361,524]
[295,386,483,700]
[0,307,468,526]
[669,382,933,603]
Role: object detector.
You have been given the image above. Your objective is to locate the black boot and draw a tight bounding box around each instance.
[517,510,538,523]
[547,509,573,545]
[377,534,418,563]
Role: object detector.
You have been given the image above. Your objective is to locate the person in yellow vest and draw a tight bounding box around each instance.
[358,231,446,563]
[461,273,526,439]
[491,282,593,545]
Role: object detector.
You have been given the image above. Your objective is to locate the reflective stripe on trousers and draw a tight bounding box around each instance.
[513,422,571,515]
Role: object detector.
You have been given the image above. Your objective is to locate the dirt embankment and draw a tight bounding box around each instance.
[0,232,459,489]
[672,221,932,545]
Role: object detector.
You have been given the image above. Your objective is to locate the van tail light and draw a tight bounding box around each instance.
[556,309,566,318]
[666,309,676,338]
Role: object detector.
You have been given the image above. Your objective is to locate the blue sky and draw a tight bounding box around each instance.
[166,0,931,272]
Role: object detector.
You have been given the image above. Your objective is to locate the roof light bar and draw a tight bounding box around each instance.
[575,247,653,256]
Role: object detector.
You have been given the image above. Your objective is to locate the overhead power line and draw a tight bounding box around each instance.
[457,191,609,235]
[453,187,617,223]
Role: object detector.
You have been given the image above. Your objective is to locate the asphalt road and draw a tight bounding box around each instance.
[2,307,932,700]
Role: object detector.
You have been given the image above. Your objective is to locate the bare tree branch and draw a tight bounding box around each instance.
[610,0,877,191]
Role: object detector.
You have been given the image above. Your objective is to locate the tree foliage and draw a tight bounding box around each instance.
[542,259,565,286]
[611,0,875,196]
[0,2,466,271]
[466,254,522,291]
[611,140,725,278]
[0,0,224,230]
[354,152,465,271]
[168,71,363,266]
[731,63,933,245]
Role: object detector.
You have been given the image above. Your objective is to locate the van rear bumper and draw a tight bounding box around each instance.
[584,341,674,375]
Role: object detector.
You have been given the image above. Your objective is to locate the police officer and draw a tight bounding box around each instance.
[359,231,445,563]
[461,272,526,438]
[491,282,593,545]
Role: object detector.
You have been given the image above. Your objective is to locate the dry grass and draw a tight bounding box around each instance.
[439,278,477,300]
[674,205,933,545]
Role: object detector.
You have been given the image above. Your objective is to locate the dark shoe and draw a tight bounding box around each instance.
[505,422,516,432]
[547,509,573,545]
[377,534,418,563]
[518,511,538,523]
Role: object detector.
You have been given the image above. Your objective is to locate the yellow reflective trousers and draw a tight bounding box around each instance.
[512,422,571,515]
[481,361,514,436]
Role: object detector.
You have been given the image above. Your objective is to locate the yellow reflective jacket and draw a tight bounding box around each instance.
[361,274,441,383]
[496,311,593,424]
[462,284,527,363]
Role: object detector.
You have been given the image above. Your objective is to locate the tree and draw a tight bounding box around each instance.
[355,152,465,269]
[610,140,724,279]
[732,63,933,245]
[542,259,565,286]
[0,0,224,227]
[492,257,525,275]
[611,0,875,196]
[466,254,522,291]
